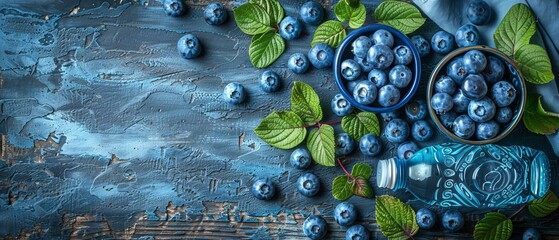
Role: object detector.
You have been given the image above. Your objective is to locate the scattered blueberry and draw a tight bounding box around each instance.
[439,111,458,128]
[377,84,401,107]
[367,44,394,70]
[223,82,246,104]
[416,208,437,230]
[452,114,476,139]
[300,1,324,26]
[359,133,383,157]
[389,65,412,88]
[309,43,334,69]
[204,3,227,25]
[381,110,400,123]
[353,81,377,105]
[251,177,275,200]
[341,59,362,81]
[467,0,492,25]
[463,49,487,73]
[494,107,513,124]
[352,36,373,59]
[452,89,471,113]
[522,228,542,240]
[290,148,312,170]
[177,34,202,59]
[476,120,500,140]
[259,70,281,93]
[371,29,394,47]
[431,30,455,54]
[384,118,410,143]
[491,80,517,107]
[368,69,388,88]
[461,74,488,100]
[354,56,374,72]
[411,120,433,141]
[431,92,454,114]
[397,141,419,160]
[288,53,310,74]
[446,57,468,85]
[334,202,357,226]
[279,16,302,40]
[434,75,457,95]
[331,94,354,117]
[393,45,413,65]
[442,210,464,232]
[405,99,428,121]
[297,173,320,197]
[303,215,328,240]
[482,56,505,84]
[346,224,369,240]
[335,133,355,156]
[163,0,186,16]
[468,97,496,122]
[455,24,480,47]
[411,35,430,57]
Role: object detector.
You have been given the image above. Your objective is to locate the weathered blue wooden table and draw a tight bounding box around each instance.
[0,0,557,239]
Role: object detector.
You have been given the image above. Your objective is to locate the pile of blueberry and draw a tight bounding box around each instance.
[430,49,518,141]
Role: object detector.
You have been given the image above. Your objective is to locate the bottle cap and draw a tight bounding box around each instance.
[377,158,396,189]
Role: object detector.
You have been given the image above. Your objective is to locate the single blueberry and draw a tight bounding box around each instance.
[431,92,454,114]
[381,110,400,123]
[482,56,505,84]
[354,56,374,72]
[522,228,542,240]
[416,208,437,230]
[353,81,378,105]
[452,114,476,139]
[303,215,327,240]
[297,173,320,197]
[335,133,355,156]
[223,82,246,104]
[279,16,302,40]
[405,98,428,121]
[204,3,227,25]
[468,97,496,122]
[290,148,312,170]
[490,80,517,107]
[397,141,419,160]
[367,44,394,70]
[359,133,383,157]
[388,65,412,88]
[461,74,488,100]
[163,0,186,17]
[308,43,334,69]
[345,224,369,240]
[299,1,324,25]
[431,30,455,54]
[288,53,310,74]
[177,33,201,59]
[452,89,471,113]
[341,59,362,81]
[439,111,458,129]
[463,49,487,73]
[346,80,364,94]
[331,93,354,117]
[377,84,401,107]
[455,24,480,47]
[334,202,357,226]
[393,45,413,65]
[384,118,410,143]
[251,177,275,200]
[368,69,388,88]
[259,70,281,93]
[446,57,468,85]
[411,35,430,57]
[442,210,464,232]
[467,0,492,25]
[435,75,457,95]
[370,29,394,47]
[476,120,499,140]
[352,36,373,59]
[411,120,433,141]
[494,107,513,124]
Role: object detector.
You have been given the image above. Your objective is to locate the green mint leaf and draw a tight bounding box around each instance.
[291,81,323,125]
[341,112,380,141]
[523,94,559,134]
[528,191,559,218]
[332,175,353,200]
[334,0,352,22]
[493,3,536,56]
[473,212,513,240]
[376,195,419,240]
[250,0,284,26]
[335,1,366,29]
[374,1,425,34]
[514,44,555,84]
[345,0,359,8]
[307,124,335,166]
[311,20,347,48]
[233,3,274,35]
[353,177,373,198]
[351,163,372,179]
[254,111,306,149]
[249,31,285,68]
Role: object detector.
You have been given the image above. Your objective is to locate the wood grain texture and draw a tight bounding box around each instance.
[0,0,557,239]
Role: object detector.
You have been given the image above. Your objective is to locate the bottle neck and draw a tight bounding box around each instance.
[377,157,407,190]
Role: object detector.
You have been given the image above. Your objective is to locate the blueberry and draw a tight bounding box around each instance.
[442,210,464,232]
[204,3,227,25]
[523,228,542,240]
[341,59,362,81]
[452,89,471,113]
[367,44,394,70]
[461,74,488,100]
[494,107,513,124]
[309,43,334,69]
[371,29,394,47]
[388,65,412,88]
[431,31,455,54]
[352,36,373,59]
[467,0,492,25]
[490,80,517,107]
[290,148,312,170]
[347,80,364,94]
[446,57,468,85]
[251,177,275,200]
[452,114,476,139]
[482,56,505,84]
[416,208,437,230]
[377,84,401,107]
[163,0,186,17]
[439,111,458,128]
[476,120,499,140]
[405,99,428,121]
[435,75,457,95]
[468,97,496,122]
[431,92,454,114]
[299,1,324,26]
[279,16,302,40]
[381,110,400,123]
[331,94,354,117]
[455,24,480,47]
[411,120,433,141]
[303,215,328,240]
[288,53,310,74]
[259,70,281,93]
[411,35,430,57]
[368,69,388,88]
[177,34,201,59]
[334,202,357,226]
[354,56,374,72]
[463,49,487,73]
[359,133,383,157]
[345,224,369,240]
[397,141,419,160]
[384,118,410,143]
[335,133,355,156]
[393,45,413,65]
[223,82,246,104]
[353,81,377,105]
[297,173,320,197]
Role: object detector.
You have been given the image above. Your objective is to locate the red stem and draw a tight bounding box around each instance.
[301,119,342,129]
[337,158,355,181]
[509,204,527,219]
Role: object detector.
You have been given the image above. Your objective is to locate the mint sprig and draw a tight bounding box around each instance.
[250,0,284,25]
[473,212,513,240]
[254,111,306,149]
[249,31,285,68]
[334,1,366,29]
[376,195,419,240]
[332,162,373,200]
[523,94,559,135]
[373,1,426,34]
[233,3,273,35]
[528,190,559,218]
[341,111,380,141]
[307,124,335,166]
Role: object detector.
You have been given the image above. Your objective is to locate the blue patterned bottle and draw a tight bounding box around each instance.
[376,143,551,207]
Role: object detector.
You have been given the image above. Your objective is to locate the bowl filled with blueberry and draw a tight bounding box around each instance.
[333,24,422,113]
[427,45,527,144]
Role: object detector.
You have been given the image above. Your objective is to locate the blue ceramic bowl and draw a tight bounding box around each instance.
[427,45,527,144]
[333,24,421,113]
